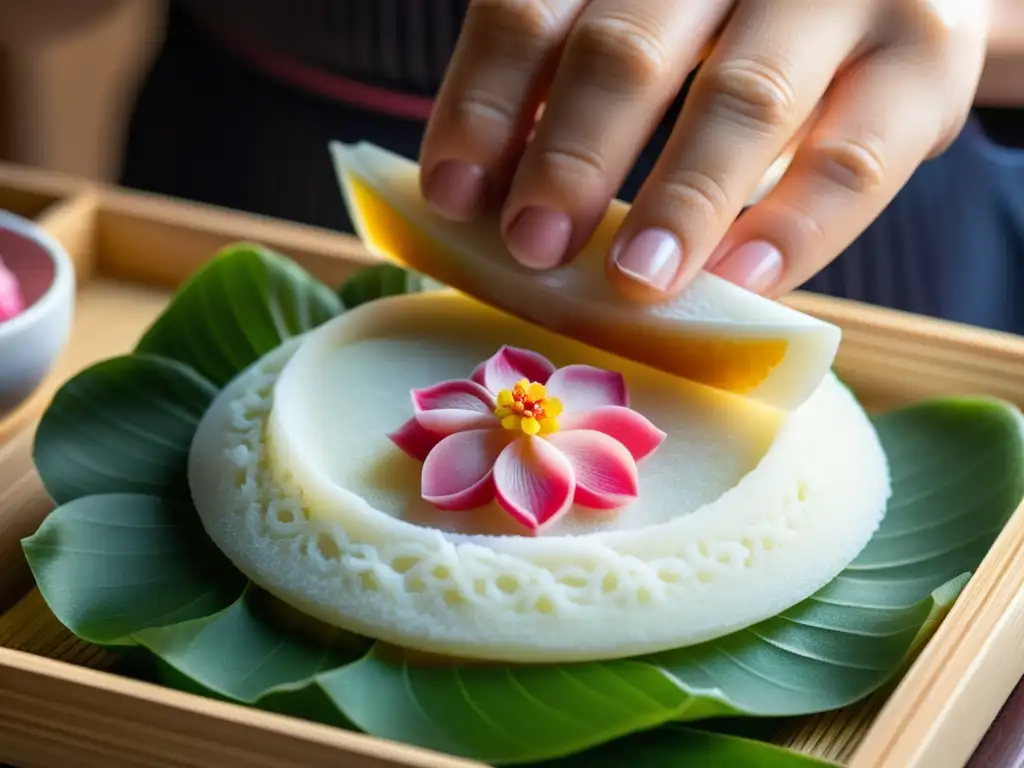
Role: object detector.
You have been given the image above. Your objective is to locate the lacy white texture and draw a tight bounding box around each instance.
[191,340,890,663]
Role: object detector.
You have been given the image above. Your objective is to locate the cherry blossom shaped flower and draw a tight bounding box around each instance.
[0,256,23,323]
[388,345,666,534]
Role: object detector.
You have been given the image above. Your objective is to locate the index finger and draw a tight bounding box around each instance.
[419,0,588,222]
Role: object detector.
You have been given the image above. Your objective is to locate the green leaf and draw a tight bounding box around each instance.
[41,396,1024,764]
[135,588,369,705]
[539,726,837,767]
[23,494,246,645]
[33,354,217,505]
[318,645,732,764]
[337,263,445,310]
[136,243,342,387]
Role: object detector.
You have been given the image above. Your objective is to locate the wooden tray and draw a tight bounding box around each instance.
[2,165,1024,768]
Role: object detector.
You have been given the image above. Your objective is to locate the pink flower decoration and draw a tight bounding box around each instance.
[0,256,23,323]
[388,345,666,535]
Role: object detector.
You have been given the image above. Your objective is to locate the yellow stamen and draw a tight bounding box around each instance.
[493,379,563,434]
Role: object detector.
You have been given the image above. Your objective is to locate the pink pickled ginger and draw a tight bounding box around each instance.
[0,256,24,322]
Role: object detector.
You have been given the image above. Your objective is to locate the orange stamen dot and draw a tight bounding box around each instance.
[494,381,562,435]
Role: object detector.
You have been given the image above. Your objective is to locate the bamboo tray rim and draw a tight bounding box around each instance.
[0,646,478,768]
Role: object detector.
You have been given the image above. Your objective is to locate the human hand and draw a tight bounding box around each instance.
[420,0,991,302]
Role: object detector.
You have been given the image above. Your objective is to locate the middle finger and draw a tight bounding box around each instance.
[501,0,732,269]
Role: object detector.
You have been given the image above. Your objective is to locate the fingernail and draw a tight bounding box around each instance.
[424,160,486,221]
[713,240,783,293]
[506,207,573,269]
[613,229,682,292]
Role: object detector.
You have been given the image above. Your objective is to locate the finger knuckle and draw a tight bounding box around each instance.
[657,169,732,224]
[535,144,609,185]
[568,15,672,92]
[890,0,987,58]
[772,201,828,258]
[452,89,520,132]
[468,0,561,57]
[812,137,887,195]
[702,57,797,132]
[894,0,957,48]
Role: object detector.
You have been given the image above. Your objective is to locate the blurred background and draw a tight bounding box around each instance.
[1,0,1023,187]
[0,1,163,182]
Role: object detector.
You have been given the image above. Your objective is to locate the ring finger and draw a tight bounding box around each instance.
[711,41,979,297]
[607,0,876,301]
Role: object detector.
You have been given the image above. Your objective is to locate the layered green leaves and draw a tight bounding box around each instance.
[33,390,1019,762]
[639,398,1024,719]
[337,263,445,309]
[136,589,369,702]
[23,494,246,644]
[34,355,217,504]
[26,245,344,643]
[136,243,342,387]
[24,245,1024,766]
[312,646,733,763]
[540,727,837,767]
[325,569,957,762]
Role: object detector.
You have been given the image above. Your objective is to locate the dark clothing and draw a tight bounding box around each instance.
[172,0,468,97]
[121,3,1024,333]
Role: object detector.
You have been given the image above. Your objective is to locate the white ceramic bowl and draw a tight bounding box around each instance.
[0,210,75,418]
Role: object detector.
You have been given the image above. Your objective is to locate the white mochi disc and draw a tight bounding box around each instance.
[189,292,890,663]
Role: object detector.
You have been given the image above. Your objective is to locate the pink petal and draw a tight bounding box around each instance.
[387,418,443,462]
[421,429,509,510]
[415,409,498,435]
[470,361,487,387]
[560,406,666,461]
[545,365,628,412]
[412,379,498,435]
[546,430,639,510]
[0,258,23,322]
[494,436,575,533]
[477,346,556,394]
[412,379,494,413]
